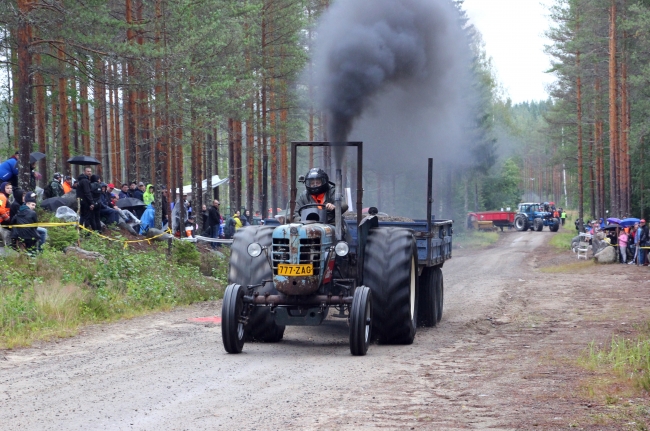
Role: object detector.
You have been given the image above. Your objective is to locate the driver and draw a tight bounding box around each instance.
[294,168,348,223]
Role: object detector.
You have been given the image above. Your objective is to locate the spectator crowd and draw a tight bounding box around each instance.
[0,153,260,254]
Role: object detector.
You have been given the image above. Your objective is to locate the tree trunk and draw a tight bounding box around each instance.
[70,66,80,178]
[80,67,91,156]
[608,0,618,216]
[577,48,583,221]
[247,100,255,213]
[16,0,35,189]
[93,58,104,177]
[34,52,47,185]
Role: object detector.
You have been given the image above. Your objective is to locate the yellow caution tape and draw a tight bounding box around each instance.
[2,222,79,228]
[3,221,172,248]
[77,224,173,249]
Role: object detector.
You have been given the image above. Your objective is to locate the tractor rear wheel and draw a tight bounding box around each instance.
[229,226,285,342]
[434,267,444,323]
[417,266,438,328]
[515,216,528,231]
[350,286,372,356]
[222,283,246,354]
[534,218,544,231]
[363,228,419,344]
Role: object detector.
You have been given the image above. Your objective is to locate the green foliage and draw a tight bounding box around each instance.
[549,231,577,251]
[482,158,523,210]
[37,210,79,251]
[0,240,223,348]
[582,331,650,392]
[171,240,201,268]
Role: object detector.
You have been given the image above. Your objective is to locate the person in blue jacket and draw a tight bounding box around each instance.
[139,203,155,235]
[0,152,20,187]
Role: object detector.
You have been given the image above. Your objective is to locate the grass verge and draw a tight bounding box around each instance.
[0,235,226,349]
[549,231,576,251]
[453,230,499,250]
[539,260,594,273]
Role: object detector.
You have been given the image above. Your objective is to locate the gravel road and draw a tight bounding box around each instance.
[0,232,574,430]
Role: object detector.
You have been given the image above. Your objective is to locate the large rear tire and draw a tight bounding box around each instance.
[434,267,444,324]
[515,216,528,231]
[229,226,285,342]
[349,286,372,356]
[222,284,246,354]
[363,228,419,344]
[417,266,438,328]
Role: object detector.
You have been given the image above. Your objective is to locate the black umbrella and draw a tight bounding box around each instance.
[602,224,619,231]
[30,152,46,163]
[67,155,101,165]
[41,197,71,212]
[116,197,146,210]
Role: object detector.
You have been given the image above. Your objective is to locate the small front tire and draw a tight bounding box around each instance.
[350,286,372,356]
[222,284,246,354]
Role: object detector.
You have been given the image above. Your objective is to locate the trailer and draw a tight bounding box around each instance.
[467,211,517,231]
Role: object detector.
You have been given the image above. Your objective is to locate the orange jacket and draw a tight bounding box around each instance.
[62,181,72,194]
[0,192,10,223]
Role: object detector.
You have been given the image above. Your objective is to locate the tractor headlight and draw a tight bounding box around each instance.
[247,243,263,257]
[334,241,349,257]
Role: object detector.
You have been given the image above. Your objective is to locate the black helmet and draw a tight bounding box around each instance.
[304,168,329,195]
[53,172,61,180]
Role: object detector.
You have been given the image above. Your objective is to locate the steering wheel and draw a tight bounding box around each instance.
[297,203,328,217]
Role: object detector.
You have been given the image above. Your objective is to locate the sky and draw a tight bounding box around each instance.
[462,0,555,104]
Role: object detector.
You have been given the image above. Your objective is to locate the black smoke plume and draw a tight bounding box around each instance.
[312,0,475,169]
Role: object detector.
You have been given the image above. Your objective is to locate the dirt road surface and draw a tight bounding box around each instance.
[3,231,650,430]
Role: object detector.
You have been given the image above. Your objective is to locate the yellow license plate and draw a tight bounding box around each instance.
[277,264,314,276]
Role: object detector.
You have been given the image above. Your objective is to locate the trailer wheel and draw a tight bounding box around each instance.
[229,226,285,342]
[222,284,246,354]
[350,286,372,356]
[514,216,528,231]
[417,267,438,328]
[534,218,544,231]
[549,218,560,232]
[363,228,418,344]
[434,267,444,323]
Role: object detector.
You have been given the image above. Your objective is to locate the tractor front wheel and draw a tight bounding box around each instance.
[350,286,372,356]
[534,218,544,231]
[222,284,246,354]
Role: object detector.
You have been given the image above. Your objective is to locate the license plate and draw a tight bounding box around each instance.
[277,264,314,276]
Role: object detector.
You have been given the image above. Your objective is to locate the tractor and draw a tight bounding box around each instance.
[514,202,560,232]
[221,142,453,356]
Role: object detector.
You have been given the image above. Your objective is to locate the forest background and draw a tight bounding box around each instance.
[0,0,646,230]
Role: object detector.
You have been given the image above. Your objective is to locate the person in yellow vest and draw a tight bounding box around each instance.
[233,211,243,231]
[560,208,567,226]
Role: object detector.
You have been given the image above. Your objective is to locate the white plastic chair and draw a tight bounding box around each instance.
[577,241,589,260]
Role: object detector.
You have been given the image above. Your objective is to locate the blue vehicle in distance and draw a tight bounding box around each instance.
[514,202,560,232]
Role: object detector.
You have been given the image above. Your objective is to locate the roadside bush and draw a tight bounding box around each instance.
[0,237,223,348]
[37,209,79,251]
[171,239,201,268]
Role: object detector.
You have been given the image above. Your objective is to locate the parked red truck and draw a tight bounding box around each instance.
[467,211,517,231]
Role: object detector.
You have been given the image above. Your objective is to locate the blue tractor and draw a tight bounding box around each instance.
[514,202,560,232]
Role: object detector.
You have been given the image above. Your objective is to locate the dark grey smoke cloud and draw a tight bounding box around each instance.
[312,0,476,171]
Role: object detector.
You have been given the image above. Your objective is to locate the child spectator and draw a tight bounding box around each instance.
[619,229,629,264]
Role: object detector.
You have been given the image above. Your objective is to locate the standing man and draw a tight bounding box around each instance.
[128,181,137,197]
[77,167,96,230]
[560,208,567,226]
[639,219,649,266]
[207,199,221,249]
[0,182,12,246]
[0,152,19,187]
